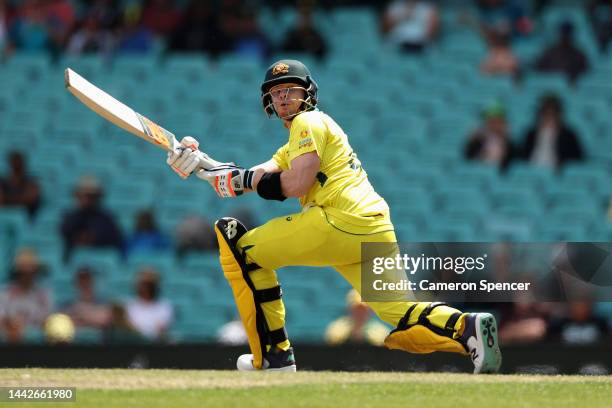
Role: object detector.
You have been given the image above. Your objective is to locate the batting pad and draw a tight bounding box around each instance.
[215,218,266,369]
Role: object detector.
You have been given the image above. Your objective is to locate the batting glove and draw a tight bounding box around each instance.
[196,166,255,198]
[166,136,230,179]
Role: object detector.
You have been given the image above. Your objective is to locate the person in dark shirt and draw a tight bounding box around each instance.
[548,301,609,345]
[0,151,41,219]
[535,21,590,84]
[126,209,170,255]
[464,103,518,171]
[520,93,584,171]
[60,175,123,260]
[282,0,328,60]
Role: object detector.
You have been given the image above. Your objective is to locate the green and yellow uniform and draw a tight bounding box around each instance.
[234,110,468,355]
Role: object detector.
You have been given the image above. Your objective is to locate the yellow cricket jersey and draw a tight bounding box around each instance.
[271,110,394,234]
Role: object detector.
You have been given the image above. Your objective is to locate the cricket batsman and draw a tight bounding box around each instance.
[166,60,502,373]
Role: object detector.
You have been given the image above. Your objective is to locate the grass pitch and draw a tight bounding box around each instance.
[2,369,611,408]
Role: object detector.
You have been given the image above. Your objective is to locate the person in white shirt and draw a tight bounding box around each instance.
[125,268,173,341]
[381,0,440,53]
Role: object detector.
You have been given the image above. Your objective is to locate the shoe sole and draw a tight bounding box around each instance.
[475,313,502,374]
[237,354,297,372]
[265,365,297,372]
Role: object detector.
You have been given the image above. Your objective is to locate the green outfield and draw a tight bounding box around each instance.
[1,369,611,408]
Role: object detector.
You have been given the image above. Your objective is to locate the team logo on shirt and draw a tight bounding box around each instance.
[272,63,290,75]
[299,137,313,149]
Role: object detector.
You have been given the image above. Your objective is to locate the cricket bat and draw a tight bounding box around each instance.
[64,68,181,152]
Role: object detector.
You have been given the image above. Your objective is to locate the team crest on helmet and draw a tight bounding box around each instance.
[272,63,290,75]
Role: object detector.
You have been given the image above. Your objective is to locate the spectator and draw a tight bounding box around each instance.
[464,103,517,171]
[116,5,154,54]
[105,303,144,343]
[381,0,440,53]
[0,0,14,56]
[66,12,115,56]
[168,0,231,57]
[325,290,389,346]
[175,214,217,255]
[0,151,42,219]
[9,0,74,55]
[520,93,584,171]
[534,21,590,84]
[282,0,328,60]
[474,0,531,42]
[498,301,549,344]
[587,0,612,53]
[142,0,183,38]
[480,32,520,78]
[8,0,52,53]
[45,0,76,51]
[62,266,111,328]
[0,248,52,343]
[548,301,609,345]
[125,268,173,341]
[60,175,123,260]
[221,3,271,60]
[217,317,248,345]
[84,0,122,31]
[126,209,171,255]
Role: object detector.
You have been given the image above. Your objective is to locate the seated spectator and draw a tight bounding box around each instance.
[175,214,217,255]
[548,301,609,345]
[66,12,115,56]
[84,0,122,31]
[0,151,42,219]
[221,4,271,60]
[480,32,520,78]
[534,21,590,84]
[60,175,123,260]
[0,248,52,343]
[45,0,76,50]
[9,0,74,55]
[498,301,549,344]
[282,0,328,60]
[105,303,144,344]
[381,0,440,53]
[169,0,231,58]
[8,0,52,53]
[125,268,173,341]
[142,0,183,38]
[0,0,14,56]
[475,0,532,42]
[217,317,248,345]
[464,103,517,171]
[126,209,171,255]
[116,6,153,54]
[587,0,612,53]
[62,266,111,328]
[520,93,584,171]
[325,290,389,346]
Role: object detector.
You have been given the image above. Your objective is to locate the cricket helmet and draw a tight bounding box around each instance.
[261,59,318,118]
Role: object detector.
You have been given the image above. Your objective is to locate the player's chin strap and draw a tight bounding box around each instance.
[384,302,469,355]
[214,217,288,369]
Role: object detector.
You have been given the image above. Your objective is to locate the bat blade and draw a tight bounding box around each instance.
[64,68,178,152]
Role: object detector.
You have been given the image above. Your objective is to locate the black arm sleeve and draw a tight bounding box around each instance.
[256,172,287,201]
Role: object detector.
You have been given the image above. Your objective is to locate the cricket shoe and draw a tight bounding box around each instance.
[459,313,502,374]
[236,347,297,372]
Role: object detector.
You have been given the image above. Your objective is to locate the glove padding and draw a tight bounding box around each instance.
[196,166,255,198]
[167,136,231,179]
